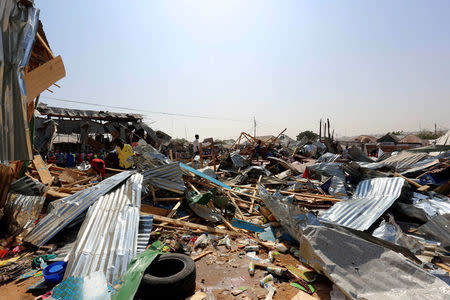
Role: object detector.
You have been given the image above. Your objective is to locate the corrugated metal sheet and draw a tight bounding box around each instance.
[142,162,185,193]
[418,214,450,250]
[257,186,450,300]
[0,0,38,161]
[412,193,450,219]
[64,173,143,283]
[319,177,405,230]
[307,163,346,196]
[10,176,45,196]
[400,157,440,175]
[137,215,153,254]
[36,103,142,121]
[230,151,245,167]
[359,151,429,171]
[24,171,133,246]
[3,193,45,235]
[317,153,341,163]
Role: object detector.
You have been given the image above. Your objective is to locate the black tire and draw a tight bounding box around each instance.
[135,253,196,299]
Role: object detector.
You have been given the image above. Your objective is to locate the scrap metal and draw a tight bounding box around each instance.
[319,177,405,230]
[0,0,39,161]
[24,171,133,246]
[258,186,450,300]
[142,162,185,193]
[64,173,143,283]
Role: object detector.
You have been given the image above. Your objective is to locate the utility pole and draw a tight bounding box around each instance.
[435,123,437,135]
[253,117,256,137]
[319,119,322,140]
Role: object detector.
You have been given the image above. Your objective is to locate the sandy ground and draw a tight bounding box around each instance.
[0,246,331,300]
[195,246,332,300]
[0,276,44,300]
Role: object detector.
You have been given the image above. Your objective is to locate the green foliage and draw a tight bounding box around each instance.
[416,130,446,140]
[389,131,404,135]
[296,130,318,141]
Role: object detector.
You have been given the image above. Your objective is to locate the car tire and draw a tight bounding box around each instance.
[135,253,196,299]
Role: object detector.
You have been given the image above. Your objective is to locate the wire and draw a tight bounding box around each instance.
[40,96,250,123]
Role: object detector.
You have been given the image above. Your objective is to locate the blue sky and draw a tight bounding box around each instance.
[38,0,450,140]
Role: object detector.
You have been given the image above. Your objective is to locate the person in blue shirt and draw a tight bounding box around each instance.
[66,152,75,167]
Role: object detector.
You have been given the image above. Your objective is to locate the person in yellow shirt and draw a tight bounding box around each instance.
[114,138,133,169]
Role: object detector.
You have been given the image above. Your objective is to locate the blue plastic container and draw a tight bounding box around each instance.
[43,261,67,284]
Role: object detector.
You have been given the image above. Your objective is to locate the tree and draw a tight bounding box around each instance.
[296,130,318,141]
[416,130,446,140]
[389,130,404,135]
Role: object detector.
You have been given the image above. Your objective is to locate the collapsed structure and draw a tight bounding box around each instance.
[1,1,450,300]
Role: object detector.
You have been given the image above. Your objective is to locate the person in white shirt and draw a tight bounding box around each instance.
[193,134,200,156]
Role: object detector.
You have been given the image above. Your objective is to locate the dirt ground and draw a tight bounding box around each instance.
[195,246,332,300]
[0,246,331,300]
[0,276,44,300]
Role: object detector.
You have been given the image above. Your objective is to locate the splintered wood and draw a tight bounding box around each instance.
[32,155,52,185]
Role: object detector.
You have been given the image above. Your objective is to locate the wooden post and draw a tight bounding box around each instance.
[249,175,262,213]
[199,142,204,168]
[151,185,157,204]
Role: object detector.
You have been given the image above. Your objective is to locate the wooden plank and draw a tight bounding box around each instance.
[36,32,55,58]
[192,250,213,261]
[46,189,71,198]
[140,204,170,216]
[105,167,124,173]
[167,200,183,218]
[24,55,66,102]
[32,155,52,185]
[152,215,241,237]
[394,172,430,190]
[154,197,184,202]
[249,175,262,213]
[226,191,245,219]
[435,262,450,273]
[63,176,95,188]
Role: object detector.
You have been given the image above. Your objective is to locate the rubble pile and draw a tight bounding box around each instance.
[0,2,449,298]
[0,129,449,300]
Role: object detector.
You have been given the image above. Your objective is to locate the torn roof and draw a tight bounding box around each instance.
[37,103,143,121]
[319,177,406,231]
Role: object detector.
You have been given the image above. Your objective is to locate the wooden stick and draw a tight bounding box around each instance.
[193,250,213,261]
[63,176,95,188]
[154,197,184,202]
[187,182,201,194]
[249,175,262,213]
[435,262,450,273]
[167,200,183,218]
[150,224,193,233]
[394,172,430,190]
[153,215,241,236]
[36,32,55,59]
[226,191,245,219]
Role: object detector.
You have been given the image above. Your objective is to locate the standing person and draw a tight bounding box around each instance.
[193,134,200,156]
[343,145,349,158]
[66,152,75,168]
[55,150,63,167]
[114,138,133,169]
[77,152,83,165]
[255,140,262,161]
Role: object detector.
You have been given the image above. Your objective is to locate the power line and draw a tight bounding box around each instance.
[40,96,250,123]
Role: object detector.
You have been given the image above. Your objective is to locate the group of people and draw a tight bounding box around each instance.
[47,151,106,168]
[45,138,134,181]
